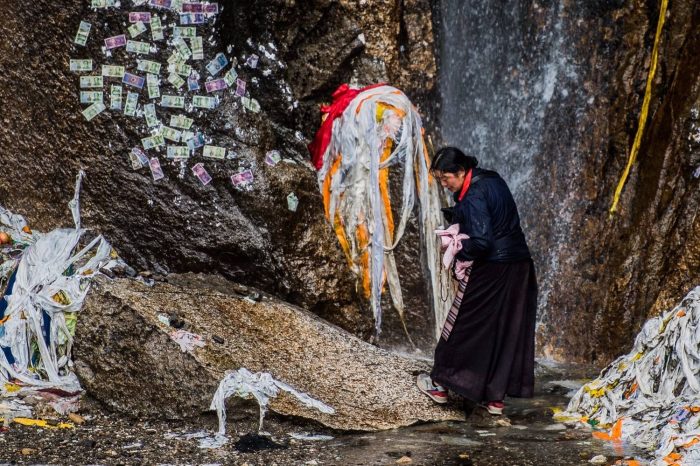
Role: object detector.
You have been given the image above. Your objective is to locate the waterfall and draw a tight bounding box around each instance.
[438,0,577,195]
[437,0,584,341]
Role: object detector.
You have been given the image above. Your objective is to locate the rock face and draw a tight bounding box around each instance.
[437,0,700,363]
[73,275,463,431]
[0,0,438,342]
[530,0,700,363]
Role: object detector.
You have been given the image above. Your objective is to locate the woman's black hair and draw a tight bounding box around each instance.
[430,147,478,174]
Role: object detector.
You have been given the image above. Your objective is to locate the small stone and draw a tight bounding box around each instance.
[396,456,412,464]
[589,455,607,464]
[495,418,511,427]
[168,313,185,329]
[212,335,225,344]
[68,413,85,425]
[80,439,97,448]
[99,267,116,279]
[21,448,35,455]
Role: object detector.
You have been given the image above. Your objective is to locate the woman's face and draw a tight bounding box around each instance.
[434,169,466,193]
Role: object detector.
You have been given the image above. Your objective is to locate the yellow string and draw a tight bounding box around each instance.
[609,0,669,215]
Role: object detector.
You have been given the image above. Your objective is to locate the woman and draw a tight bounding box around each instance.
[417,147,537,415]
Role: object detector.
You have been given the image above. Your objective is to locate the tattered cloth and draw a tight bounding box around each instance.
[307,82,385,170]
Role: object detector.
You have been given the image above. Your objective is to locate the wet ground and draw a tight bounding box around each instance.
[0,360,646,465]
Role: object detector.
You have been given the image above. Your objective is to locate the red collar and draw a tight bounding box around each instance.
[457,169,473,202]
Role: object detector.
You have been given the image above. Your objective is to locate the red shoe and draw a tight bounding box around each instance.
[416,373,448,404]
[486,401,505,415]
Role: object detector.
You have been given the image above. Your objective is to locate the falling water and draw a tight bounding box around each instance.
[437,0,585,340]
[437,0,578,196]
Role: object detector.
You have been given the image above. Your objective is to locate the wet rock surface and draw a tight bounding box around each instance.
[437,0,700,363]
[0,0,437,342]
[73,275,463,430]
[532,0,700,363]
[0,362,635,465]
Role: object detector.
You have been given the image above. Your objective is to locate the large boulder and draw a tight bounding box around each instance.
[73,275,463,431]
[0,0,438,342]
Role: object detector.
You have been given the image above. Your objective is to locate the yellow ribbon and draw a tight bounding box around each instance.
[609,0,668,215]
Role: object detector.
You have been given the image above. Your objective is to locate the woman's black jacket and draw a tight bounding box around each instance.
[443,168,531,263]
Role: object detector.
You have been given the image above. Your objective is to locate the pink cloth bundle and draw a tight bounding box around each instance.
[435,224,473,281]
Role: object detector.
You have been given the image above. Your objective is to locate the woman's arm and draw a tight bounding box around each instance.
[455,189,493,260]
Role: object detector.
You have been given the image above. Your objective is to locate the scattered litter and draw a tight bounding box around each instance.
[495,418,511,427]
[287,193,299,212]
[557,286,700,465]
[1,171,117,408]
[693,166,700,178]
[199,367,334,449]
[157,314,170,325]
[289,432,334,441]
[122,441,143,449]
[169,329,205,353]
[68,413,85,425]
[6,417,73,429]
[265,150,281,166]
[543,423,566,431]
[311,84,451,337]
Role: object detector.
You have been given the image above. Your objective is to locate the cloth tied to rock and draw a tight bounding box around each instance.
[555,286,700,465]
[0,171,118,407]
[312,83,452,339]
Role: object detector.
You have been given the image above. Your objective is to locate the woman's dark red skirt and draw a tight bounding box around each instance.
[430,259,537,403]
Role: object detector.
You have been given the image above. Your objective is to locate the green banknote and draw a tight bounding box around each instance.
[74,21,91,46]
[144,103,159,127]
[150,16,164,41]
[142,133,165,150]
[167,146,190,159]
[137,60,161,74]
[102,65,125,78]
[70,59,93,72]
[170,114,193,130]
[160,95,185,108]
[80,91,103,104]
[80,75,103,88]
[192,95,217,109]
[161,126,182,142]
[124,91,139,116]
[126,40,151,55]
[203,145,226,160]
[82,101,106,121]
[110,85,122,110]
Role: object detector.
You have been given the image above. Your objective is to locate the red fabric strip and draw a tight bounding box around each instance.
[308,82,386,170]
